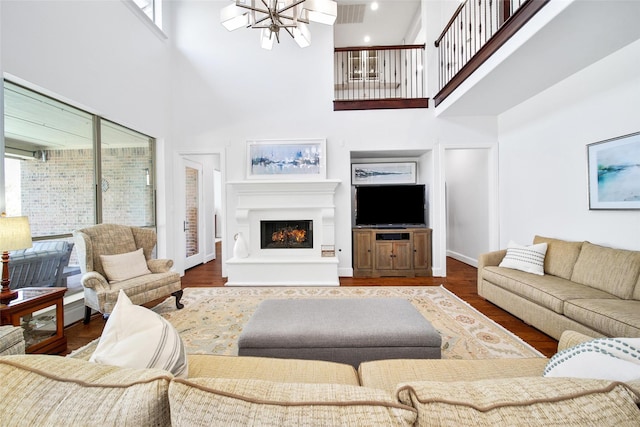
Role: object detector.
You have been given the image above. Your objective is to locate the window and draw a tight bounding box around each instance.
[3,80,156,239]
[132,0,162,29]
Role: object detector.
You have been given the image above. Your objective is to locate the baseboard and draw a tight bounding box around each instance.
[338,267,353,277]
[447,250,478,268]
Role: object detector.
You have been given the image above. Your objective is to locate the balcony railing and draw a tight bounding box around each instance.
[434,0,549,107]
[334,45,429,111]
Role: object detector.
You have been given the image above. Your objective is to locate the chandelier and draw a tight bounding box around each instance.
[220,0,337,50]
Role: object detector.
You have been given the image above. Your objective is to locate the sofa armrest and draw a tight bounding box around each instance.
[477,249,507,293]
[147,258,173,273]
[478,249,507,269]
[80,271,110,291]
[556,330,600,352]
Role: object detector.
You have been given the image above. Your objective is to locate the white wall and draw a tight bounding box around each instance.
[498,38,640,251]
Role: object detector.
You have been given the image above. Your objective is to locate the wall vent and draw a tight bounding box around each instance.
[336,4,366,24]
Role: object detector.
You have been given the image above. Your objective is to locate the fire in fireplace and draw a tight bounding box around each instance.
[260,220,313,249]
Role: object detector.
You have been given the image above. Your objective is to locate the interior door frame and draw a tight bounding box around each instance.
[174,150,226,277]
[182,157,205,270]
[435,142,499,275]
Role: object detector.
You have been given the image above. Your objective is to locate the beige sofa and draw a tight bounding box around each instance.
[478,235,640,341]
[1,331,639,426]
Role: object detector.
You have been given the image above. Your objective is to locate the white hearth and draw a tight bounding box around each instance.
[226,179,341,286]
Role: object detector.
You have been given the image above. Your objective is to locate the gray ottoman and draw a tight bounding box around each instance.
[238,298,441,367]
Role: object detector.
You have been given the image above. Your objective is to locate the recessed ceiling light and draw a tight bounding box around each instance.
[364,35,371,43]
[371,2,379,11]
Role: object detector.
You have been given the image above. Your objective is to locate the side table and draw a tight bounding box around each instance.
[0,287,67,354]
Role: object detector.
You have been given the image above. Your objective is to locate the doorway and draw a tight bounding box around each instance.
[443,146,498,267]
[182,158,204,269]
[178,153,223,275]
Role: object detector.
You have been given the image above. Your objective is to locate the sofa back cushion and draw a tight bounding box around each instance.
[0,354,172,426]
[396,377,640,426]
[533,235,583,280]
[571,242,640,299]
[169,377,417,427]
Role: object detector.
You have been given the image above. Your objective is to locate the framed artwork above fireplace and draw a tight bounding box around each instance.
[247,138,326,180]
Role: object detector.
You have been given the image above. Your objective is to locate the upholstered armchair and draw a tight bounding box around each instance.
[73,224,183,324]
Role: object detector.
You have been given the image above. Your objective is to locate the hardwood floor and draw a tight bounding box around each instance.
[64,249,558,357]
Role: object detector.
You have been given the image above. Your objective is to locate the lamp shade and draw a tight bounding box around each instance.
[221,2,250,31]
[293,22,311,48]
[0,216,32,252]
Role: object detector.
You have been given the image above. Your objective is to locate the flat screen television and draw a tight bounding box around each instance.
[355,184,426,227]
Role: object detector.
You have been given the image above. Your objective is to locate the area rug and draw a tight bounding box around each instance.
[71,285,543,360]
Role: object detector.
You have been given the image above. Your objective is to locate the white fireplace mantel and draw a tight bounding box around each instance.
[226,179,341,286]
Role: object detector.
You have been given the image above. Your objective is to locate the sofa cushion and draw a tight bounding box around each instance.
[571,242,640,299]
[564,298,640,337]
[498,241,547,275]
[100,248,151,283]
[188,354,360,385]
[168,377,417,427]
[0,325,25,356]
[90,290,188,378]
[0,354,172,426]
[483,266,617,314]
[358,358,548,395]
[634,272,640,301]
[533,235,583,280]
[396,377,640,426]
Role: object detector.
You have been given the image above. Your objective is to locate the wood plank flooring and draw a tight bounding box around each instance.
[64,248,558,357]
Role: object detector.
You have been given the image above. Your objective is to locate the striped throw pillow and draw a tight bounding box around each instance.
[90,290,188,378]
[499,241,547,275]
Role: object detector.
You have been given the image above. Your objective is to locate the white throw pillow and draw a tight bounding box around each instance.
[100,248,151,283]
[90,290,188,378]
[544,337,640,382]
[499,241,547,275]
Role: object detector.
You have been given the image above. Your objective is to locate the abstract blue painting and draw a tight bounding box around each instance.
[588,132,640,209]
[247,139,326,179]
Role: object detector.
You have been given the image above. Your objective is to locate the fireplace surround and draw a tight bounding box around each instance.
[226,180,340,286]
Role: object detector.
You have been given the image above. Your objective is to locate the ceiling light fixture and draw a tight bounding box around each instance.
[221,0,337,50]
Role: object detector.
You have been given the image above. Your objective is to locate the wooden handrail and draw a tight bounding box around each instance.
[434,1,467,47]
[334,44,425,53]
[434,0,550,107]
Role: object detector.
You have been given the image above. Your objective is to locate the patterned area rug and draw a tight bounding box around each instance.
[72,286,544,359]
[71,285,543,360]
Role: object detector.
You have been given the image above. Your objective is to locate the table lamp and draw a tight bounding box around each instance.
[0,215,32,304]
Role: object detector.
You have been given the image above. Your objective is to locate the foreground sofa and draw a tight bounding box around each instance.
[1,331,639,426]
[478,235,640,340]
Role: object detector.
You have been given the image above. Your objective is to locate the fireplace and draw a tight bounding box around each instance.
[227,179,340,286]
[261,220,313,249]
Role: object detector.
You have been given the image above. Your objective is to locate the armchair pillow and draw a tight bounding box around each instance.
[100,248,151,283]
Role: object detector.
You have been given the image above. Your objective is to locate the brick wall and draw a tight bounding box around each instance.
[20,147,154,237]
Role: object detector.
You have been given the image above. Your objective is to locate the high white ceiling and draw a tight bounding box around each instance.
[334,0,421,47]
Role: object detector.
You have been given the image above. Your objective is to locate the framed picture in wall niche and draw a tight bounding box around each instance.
[587,131,640,210]
[246,139,326,180]
[351,162,417,185]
